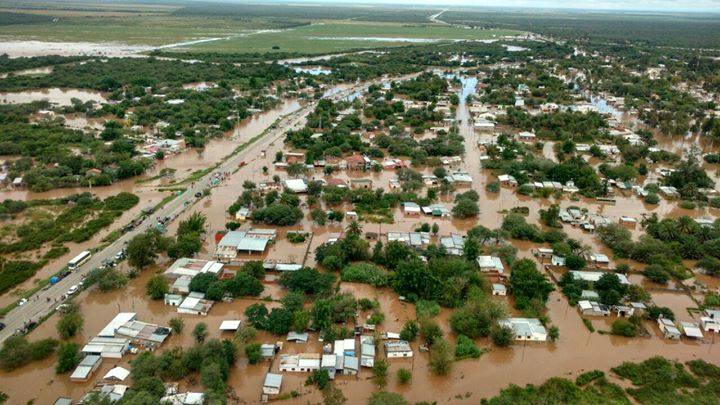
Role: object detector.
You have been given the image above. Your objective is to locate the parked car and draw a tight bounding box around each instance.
[0,322,5,331]
[67,285,79,295]
[17,298,28,306]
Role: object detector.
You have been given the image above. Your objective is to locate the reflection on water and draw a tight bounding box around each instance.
[0,88,106,106]
[293,66,332,75]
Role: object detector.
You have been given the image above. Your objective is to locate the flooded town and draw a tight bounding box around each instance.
[0,1,719,405]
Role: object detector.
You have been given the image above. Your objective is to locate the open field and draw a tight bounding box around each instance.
[0,15,285,46]
[173,22,522,54]
[441,9,720,49]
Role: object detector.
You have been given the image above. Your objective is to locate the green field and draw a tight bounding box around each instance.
[173,22,522,54]
[0,15,284,46]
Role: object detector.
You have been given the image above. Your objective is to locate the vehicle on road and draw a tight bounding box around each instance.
[68,250,91,270]
[17,298,28,306]
[67,285,79,295]
[0,322,5,331]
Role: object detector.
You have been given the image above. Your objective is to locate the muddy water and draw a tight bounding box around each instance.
[0,41,153,58]
[0,88,106,106]
[2,74,720,404]
[0,99,304,305]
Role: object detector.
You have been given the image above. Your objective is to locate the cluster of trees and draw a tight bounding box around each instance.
[481,65,574,106]
[0,192,138,294]
[484,137,603,196]
[392,73,448,102]
[0,335,57,371]
[128,212,207,271]
[189,261,264,301]
[559,272,630,306]
[0,121,151,191]
[508,259,555,316]
[0,57,294,93]
[314,221,370,270]
[244,289,358,340]
[500,108,608,141]
[597,215,720,281]
[452,190,479,218]
[110,339,236,403]
[229,181,304,227]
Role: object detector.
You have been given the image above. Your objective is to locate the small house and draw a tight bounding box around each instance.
[499,318,547,341]
[263,373,283,395]
[700,309,720,332]
[384,340,413,358]
[283,178,308,194]
[278,353,321,372]
[350,178,373,189]
[477,256,505,273]
[680,322,704,339]
[103,366,130,382]
[658,317,681,339]
[178,292,213,316]
[70,355,102,382]
[360,335,375,368]
[402,202,421,216]
[578,300,610,316]
[342,356,359,375]
[287,331,309,343]
[492,283,507,296]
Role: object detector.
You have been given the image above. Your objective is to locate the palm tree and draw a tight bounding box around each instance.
[346,220,362,238]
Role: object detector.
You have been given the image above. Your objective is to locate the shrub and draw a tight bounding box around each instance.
[415,300,440,318]
[55,342,81,374]
[146,274,169,300]
[611,319,637,337]
[429,338,453,375]
[397,368,412,384]
[454,335,481,360]
[340,262,389,287]
[491,325,513,347]
[245,343,262,364]
[576,370,604,386]
[644,193,660,204]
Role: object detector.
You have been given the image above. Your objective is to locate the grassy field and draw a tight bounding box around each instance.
[174,22,522,54]
[0,15,280,45]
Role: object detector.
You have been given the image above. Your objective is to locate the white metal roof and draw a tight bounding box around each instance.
[98,313,136,337]
[219,320,242,331]
[103,366,130,381]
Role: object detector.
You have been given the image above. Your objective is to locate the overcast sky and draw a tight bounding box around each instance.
[277,0,720,12]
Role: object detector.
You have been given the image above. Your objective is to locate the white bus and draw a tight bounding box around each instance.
[68,250,91,270]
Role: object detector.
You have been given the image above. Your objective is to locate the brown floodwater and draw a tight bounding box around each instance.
[0,88,107,106]
[2,73,719,404]
[0,98,304,305]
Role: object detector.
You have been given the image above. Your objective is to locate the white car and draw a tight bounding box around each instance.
[67,285,79,295]
[17,298,28,306]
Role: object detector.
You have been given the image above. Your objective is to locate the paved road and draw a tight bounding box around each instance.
[0,77,400,343]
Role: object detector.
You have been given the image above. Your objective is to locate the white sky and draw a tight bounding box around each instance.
[270,0,720,12]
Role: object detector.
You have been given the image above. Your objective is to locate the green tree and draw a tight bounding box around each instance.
[372,359,389,387]
[193,322,208,343]
[55,342,81,374]
[127,232,159,269]
[169,317,184,334]
[397,368,412,384]
[245,343,262,364]
[368,392,408,405]
[429,338,453,375]
[57,310,83,339]
[146,274,169,300]
[509,259,554,311]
